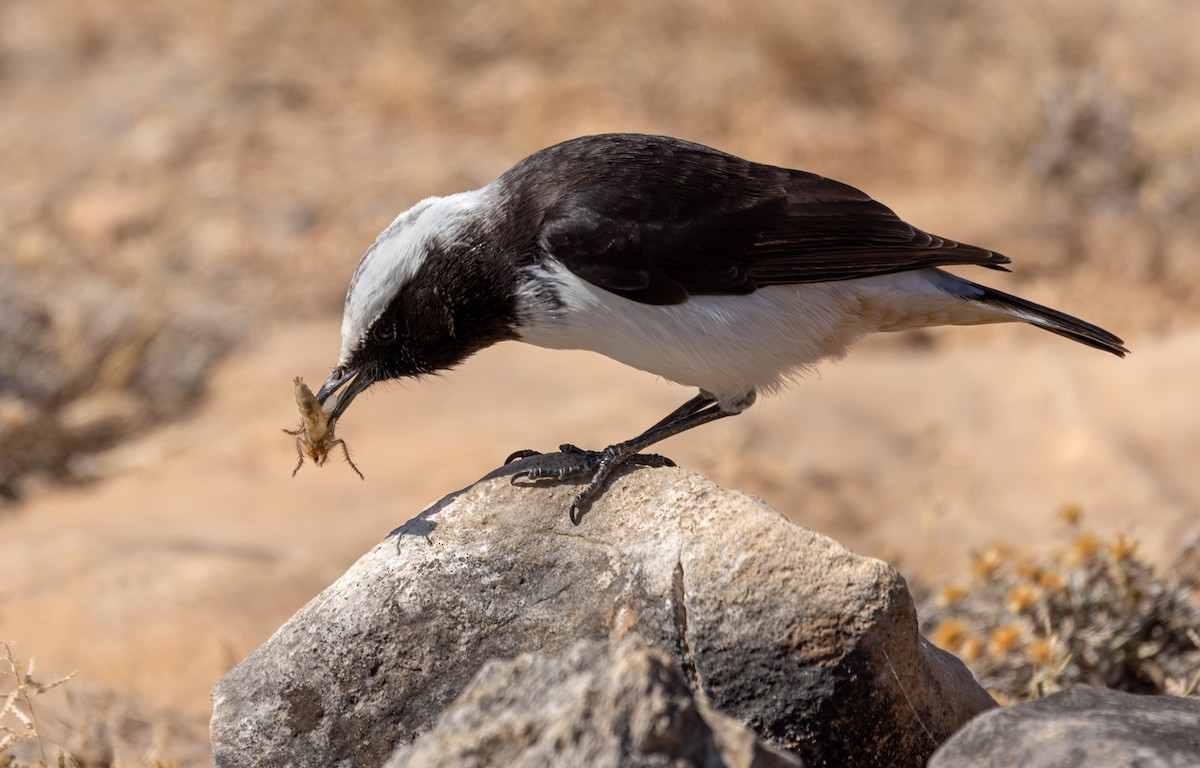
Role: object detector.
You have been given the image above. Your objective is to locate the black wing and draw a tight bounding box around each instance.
[528,135,1009,305]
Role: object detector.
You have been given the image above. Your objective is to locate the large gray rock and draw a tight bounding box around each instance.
[929,685,1200,768]
[211,456,995,767]
[384,637,802,768]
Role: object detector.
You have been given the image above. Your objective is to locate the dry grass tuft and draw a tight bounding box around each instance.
[1,644,184,768]
[1,642,77,768]
[920,509,1200,704]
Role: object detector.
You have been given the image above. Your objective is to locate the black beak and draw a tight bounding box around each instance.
[316,365,375,422]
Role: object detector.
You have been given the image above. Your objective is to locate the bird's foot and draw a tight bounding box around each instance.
[510,443,675,524]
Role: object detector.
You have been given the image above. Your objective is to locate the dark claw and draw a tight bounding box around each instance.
[505,449,542,464]
[626,453,676,469]
[510,468,538,483]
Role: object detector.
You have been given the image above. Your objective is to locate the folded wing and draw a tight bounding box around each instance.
[535,142,1009,305]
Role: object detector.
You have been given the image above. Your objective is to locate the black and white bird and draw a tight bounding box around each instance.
[316,133,1127,522]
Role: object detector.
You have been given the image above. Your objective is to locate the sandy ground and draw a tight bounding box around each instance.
[1,314,1195,765]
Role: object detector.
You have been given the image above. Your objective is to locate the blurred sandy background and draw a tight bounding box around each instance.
[2,1,1199,764]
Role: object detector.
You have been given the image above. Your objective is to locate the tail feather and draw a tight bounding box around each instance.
[968,283,1129,357]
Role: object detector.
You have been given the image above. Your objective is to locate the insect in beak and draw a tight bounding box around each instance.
[285,376,364,479]
[316,365,374,422]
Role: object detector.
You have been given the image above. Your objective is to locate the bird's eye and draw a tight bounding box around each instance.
[372,322,397,343]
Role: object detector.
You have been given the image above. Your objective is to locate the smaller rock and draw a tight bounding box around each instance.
[929,685,1200,768]
[385,637,802,768]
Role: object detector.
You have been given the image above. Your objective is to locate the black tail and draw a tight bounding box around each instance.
[971,283,1129,357]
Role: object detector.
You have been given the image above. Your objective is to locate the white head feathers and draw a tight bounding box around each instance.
[338,188,492,366]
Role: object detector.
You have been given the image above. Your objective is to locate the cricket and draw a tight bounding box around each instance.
[284,376,364,479]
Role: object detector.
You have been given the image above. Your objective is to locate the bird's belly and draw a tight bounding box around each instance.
[515,268,879,397]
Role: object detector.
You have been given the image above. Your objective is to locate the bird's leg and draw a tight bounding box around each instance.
[503,391,715,465]
[513,390,752,524]
[561,404,731,523]
[644,390,718,432]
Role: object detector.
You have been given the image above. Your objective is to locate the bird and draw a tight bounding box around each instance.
[315,133,1127,523]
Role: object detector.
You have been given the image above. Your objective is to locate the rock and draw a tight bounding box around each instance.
[929,685,1200,768]
[383,637,802,768]
[210,457,995,768]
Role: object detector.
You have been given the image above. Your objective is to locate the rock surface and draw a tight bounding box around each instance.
[929,685,1200,768]
[384,637,802,768]
[210,457,995,767]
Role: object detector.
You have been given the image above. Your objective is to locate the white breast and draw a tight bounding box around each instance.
[514,261,1004,398]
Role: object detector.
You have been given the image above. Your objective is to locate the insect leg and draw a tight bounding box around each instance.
[331,439,365,480]
[292,437,306,477]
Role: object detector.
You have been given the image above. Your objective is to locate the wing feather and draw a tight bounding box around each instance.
[525,135,1009,305]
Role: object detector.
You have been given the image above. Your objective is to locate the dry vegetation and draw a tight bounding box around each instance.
[1,642,75,767]
[2,640,202,767]
[920,508,1200,704]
